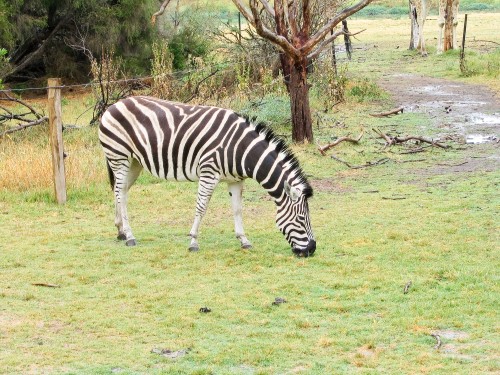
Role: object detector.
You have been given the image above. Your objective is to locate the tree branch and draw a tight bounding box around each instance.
[369,106,404,117]
[300,0,373,56]
[318,129,364,155]
[288,0,299,38]
[0,117,48,138]
[151,0,173,25]
[258,0,275,17]
[302,0,311,37]
[5,15,71,80]
[232,0,256,24]
[183,69,220,103]
[373,128,449,149]
[248,0,301,59]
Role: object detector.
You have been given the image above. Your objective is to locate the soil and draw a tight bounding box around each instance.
[377,71,499,173]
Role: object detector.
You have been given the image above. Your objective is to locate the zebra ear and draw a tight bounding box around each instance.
[284,181,300,202]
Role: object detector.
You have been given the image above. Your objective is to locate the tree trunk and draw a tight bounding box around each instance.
[285,58,313,143]
[443,0,454,51]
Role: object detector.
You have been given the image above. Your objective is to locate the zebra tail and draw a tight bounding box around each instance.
[106,159,115,190]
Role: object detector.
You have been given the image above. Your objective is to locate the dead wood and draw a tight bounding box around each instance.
[382,196,407,200]
[32,283,60,288]
[183,69,220,103]
[437,161,468,167]
[0,116,48,138]
[369,106,404,118]
[1,92,44,120]
[331,155,390,169]
[318,129,364,155]
[404,280,412,294]
[431,334,442,350]
[373,128,449,149]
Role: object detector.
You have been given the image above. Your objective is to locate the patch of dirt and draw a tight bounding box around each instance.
[378,72,499,175]
[310,178,353,194]
[433,329,469,340]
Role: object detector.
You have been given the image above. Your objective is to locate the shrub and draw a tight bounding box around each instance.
[348,78,387,102]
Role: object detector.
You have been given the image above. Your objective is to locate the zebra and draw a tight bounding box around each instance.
[98,96,316,257]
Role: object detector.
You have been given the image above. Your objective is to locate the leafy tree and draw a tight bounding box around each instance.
[0,0,157,82]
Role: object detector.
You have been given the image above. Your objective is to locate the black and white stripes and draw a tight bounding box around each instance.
[99,96,315,256]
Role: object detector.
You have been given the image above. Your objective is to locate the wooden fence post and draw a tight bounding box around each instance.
[47,78,66,204]
[342,20,352,60]
[460,14,468,74]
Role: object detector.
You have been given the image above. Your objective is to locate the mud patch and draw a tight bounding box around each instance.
[378,73,499,139]
[465,134,497,144]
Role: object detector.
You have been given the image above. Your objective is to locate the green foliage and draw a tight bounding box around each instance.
[461,2,496,10]
[151,40,174,99]
[355,5,408,17]
[168,26,210,71]
[348,78,388,102]
[460,49,500,77]
[311,61,349,110]
[0,48,8,86]
[0,0,14,50]
[156,4,218,72]
[2,0,156,81]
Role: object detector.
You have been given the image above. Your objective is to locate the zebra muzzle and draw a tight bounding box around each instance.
[293,240,316,258]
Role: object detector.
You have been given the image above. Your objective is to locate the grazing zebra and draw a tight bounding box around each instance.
[99,96,316,257]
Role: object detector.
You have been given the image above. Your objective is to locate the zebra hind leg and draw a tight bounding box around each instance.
[112,158,143,246]
[189,170,220,252]
[228,181,252,249]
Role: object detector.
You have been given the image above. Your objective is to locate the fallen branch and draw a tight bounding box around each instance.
[431,333,442,350]
[472,39,500,46]
[436,161,468,167]
[0,116,48,138]
[382,196,407,200]
[373,128,449,149]
[369,106,404,118]
[404,280,412,294]
[331,155,390,169]
[32,282,60,288]
[318,129,364,155]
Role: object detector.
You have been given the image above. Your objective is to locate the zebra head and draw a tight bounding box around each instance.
[276,181,315,257]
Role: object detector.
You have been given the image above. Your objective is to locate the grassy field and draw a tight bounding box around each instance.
[1,11,499,375]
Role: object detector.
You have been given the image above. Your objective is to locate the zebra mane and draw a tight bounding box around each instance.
[248,119,313,199]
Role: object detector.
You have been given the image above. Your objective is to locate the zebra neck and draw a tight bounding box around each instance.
[250,151,297,202]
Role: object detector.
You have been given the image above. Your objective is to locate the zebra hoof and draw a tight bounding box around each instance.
[117,233,127,241]
[189,244,199,252]
[241,243,252,250]
[126,239,137,247]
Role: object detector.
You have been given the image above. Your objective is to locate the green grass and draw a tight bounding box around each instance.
[1,140,498,374]
[1,12,499,375]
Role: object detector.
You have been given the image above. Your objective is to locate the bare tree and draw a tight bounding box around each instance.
[231,0,373,143]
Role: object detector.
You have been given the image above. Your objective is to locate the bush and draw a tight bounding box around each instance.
[0,48,9,85]
[311,60,349,111]
[348,78,387,102]
[168,26,210,71]
[461,3,495,10]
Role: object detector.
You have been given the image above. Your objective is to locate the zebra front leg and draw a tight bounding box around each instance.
[113,158,143,246]
[228,181,252,249]
[189,172,220,251]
